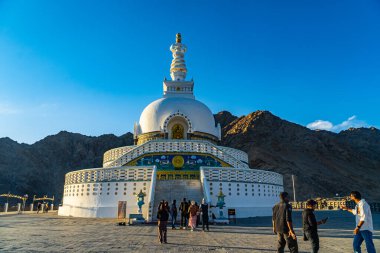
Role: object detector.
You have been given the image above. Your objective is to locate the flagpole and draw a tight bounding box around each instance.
[292,175,296,202]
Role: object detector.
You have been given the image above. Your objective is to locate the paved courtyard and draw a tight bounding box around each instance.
[0,211,379,252]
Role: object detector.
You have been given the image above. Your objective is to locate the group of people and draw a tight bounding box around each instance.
[155,190,376,250]
[272,191,376,253]
[156,198,210,244]
[178,198,210,232]
[36,202,49,214]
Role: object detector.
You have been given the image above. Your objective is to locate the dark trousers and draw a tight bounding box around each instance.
[202,215,209,230]
[277,232,298,253]
[171,214,177,228]
[353,230,376,253]
[180,213,188,227]
[158,221,167,243]
[304,230,319,253]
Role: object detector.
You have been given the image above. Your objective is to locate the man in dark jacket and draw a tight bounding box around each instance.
[37,202,41,214]
[157,201,169,244]
[200,198,210,231]
[179,198,189,229]
[302,199,327,253]
[272,192,298,253]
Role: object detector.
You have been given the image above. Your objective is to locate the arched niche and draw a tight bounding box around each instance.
[164,113,191,140]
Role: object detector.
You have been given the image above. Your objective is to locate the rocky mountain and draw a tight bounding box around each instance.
[0,111,379,204]
[217,110,380,202]
[0,131,133,203]
[214,111,238,135]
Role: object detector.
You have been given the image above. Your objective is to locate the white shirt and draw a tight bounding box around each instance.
[352,199,374,232]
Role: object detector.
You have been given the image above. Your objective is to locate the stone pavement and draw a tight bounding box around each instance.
[0,212,379,252]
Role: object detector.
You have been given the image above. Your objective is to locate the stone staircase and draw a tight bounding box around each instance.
[152,180,203,221]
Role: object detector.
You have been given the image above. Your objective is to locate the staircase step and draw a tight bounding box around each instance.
[152,179,203,221]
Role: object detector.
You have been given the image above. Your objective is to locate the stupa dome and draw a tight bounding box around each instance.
[139,96,219,137]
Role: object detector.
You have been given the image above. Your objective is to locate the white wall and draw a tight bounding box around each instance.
[59,181,152,218]
[207,181,284,218]
[59,180,283,219]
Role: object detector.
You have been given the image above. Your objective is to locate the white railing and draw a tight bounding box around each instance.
[103,145,137,166]
[105,140,249,169]
[201,167,283,186]
[200,168,211,204]
[217,146,249,163]
[64,166,154,185]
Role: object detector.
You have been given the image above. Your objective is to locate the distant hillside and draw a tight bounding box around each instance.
[0,131,133,203]
[216,110,380,202]
[0,111,379,204]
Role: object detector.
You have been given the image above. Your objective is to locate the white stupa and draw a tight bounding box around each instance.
[58,34,284,219]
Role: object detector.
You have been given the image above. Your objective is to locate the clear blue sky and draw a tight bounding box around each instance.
[1,0,379,144]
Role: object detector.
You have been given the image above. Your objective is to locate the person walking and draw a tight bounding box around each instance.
[157,200,169,244]
[188,200,199,232]
[195,202,200,227]
[179,198,189,229]
[342,191,376,253]
[37,202,41,214]
[164,201,169,211]
[158,200,164,210]
[187,200,191,220]
[200,198,210,231]
[302,199,327,253]
[170,200,178,229]
[272,192,298,253]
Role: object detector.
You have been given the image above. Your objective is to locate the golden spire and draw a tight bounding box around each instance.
[176,33,182,43]
[170,33,187,81]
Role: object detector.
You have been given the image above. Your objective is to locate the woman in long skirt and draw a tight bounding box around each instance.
[188,201,199,231]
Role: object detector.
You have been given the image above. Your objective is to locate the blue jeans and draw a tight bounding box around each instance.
[353,230,376,253]
[171,214,177,228]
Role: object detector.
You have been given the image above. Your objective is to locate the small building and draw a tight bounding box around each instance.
[291,197,355,210]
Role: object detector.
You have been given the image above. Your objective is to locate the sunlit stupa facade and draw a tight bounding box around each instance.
[58,34,284,219]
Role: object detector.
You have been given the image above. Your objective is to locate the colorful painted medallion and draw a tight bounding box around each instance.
[172,155,185,168]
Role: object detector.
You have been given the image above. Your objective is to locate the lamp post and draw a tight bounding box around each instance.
[216,190,226,219]
[136,190,146,215]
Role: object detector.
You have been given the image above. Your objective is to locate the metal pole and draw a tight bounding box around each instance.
[292,175,296,202]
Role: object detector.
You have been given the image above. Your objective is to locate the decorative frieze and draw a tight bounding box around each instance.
[104,140,250,169]
[201,167,283,186]
[64,166,154,185]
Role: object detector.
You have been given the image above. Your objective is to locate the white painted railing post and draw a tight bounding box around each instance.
[200,167,211,204]
[147,165,157,222]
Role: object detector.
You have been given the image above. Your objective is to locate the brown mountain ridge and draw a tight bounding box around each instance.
[216,110,380,202]
[0,111,379,204]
